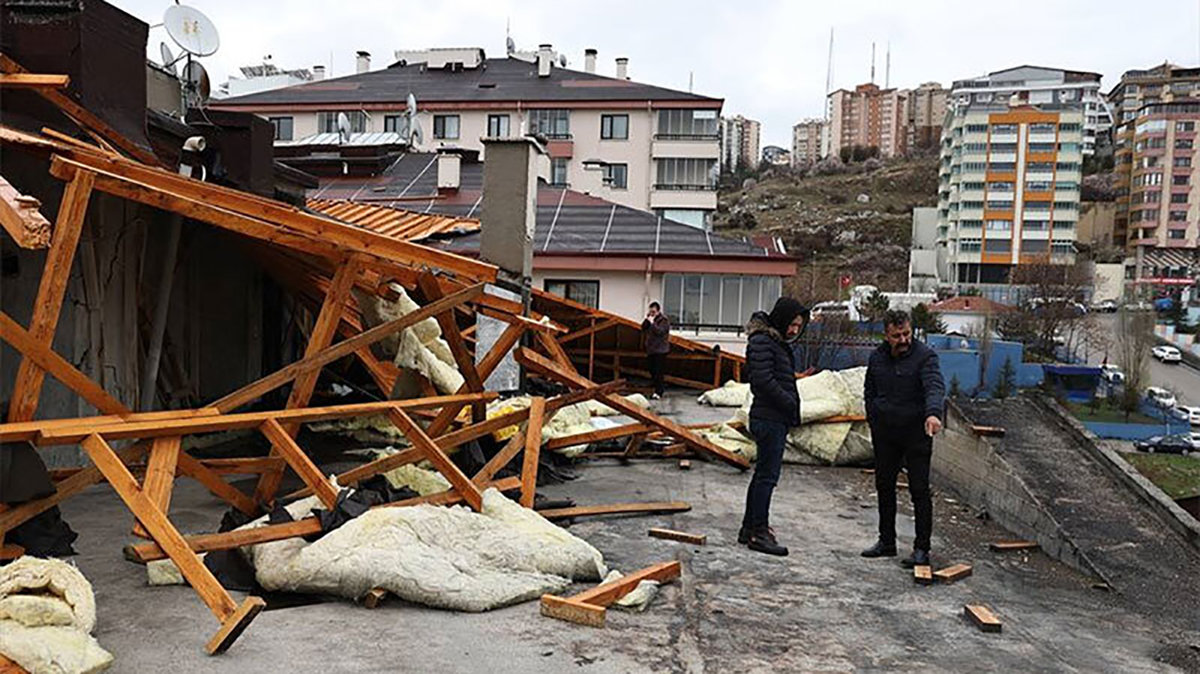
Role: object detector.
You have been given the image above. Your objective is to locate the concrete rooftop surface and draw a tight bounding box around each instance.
[57,394,1200,673]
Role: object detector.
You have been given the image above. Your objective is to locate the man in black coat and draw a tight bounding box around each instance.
[861,310,946,568]
[739,297,808,556]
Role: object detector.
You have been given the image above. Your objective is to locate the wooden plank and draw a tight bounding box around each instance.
[417,272,486,421]
[0,175,50,248]
[132,436,181,539]
[0,73,69,89]
[520,397,545,508]
[536,501,692,520]
[558,318,619,345]
[989,541,1038,552]
[0,544,25,561]
[35,395,492,445]
[205,596,267,656]
[678,459,691,470]
[972,425,1006,437]
[79,435,239,622]
[362,588,388,609]
[174,453,259,517]
[8,170,94,422]
[388,408,484,511]
[0,310,129,415]
[542,423,652,452]
[516,348,750,470]
[934,563,973,584]
[260,418,340,509]
[213,283,484,412]
[472,430,526,486]
[648,528,706,546]
[0,408,221,443]
[0,654,28,674]
[540,594,607,628]
[913,565,933,586]
[565,561,681,608]
[199,457,285,475]
[537,331,576,370]
[421,320,524,439]
[964,604,1002,633]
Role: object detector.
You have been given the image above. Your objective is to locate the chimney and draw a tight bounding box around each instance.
[356,50,371,74]
[584,48,597,74]
[437,152,461,192]
[537,44,553,77]
[615,57,628,80]
[312,65,325,81]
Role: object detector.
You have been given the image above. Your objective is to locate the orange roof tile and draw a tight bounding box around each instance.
[307,198,479,242]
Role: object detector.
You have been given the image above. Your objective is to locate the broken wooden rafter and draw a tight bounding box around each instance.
[0,73,69,89]
[540,561,681,628]
[964,604,1002,633]
[0,175,50,248]
[934,563,973,584]
[519,397,545,508]
[989,540,1038,552]
[535,501,692,521]
[648,528,706,546]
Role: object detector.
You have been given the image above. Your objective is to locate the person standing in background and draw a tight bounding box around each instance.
[642,301,670,400]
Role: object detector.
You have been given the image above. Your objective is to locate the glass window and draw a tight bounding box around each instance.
[433,114,460,140]
[1177,121,1196,132]
[487,114,510,137]
[1029,123,1056,134]
[383,115,405,134]
[1170,229,1187,239]
[991,124,1017,134]
[269,116,293,141]
[657,109,719,138]
[550,158,568,186]
[700,275,720,326]
[985,238,1012,252]
[544,279,599,308]
[1052,220,1074,230]
[662,274,682,322]
[720,276,741,325]
[655,158,717,190]
[600,114,629,140]
[1021,239,1048,253]
[604,163,628,189]
[529,109,571,138]
[318,111,366,134]
[681,275,702,323]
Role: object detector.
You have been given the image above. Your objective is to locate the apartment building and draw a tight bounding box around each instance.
[1109,64,1200,248]
[826,83,908,159]
[719,115,761,173]
[907,82,949,152]
[949,66,1112,156]
[216,60,319,99]
[791,118,825,165]
[1115,100,1200,280]
[936,104,1085,299]
[213,46,722,229]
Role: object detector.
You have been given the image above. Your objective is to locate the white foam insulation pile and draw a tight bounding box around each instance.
[0,557,112,674]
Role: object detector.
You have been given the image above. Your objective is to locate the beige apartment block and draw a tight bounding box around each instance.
[791,118,825,165]
[907,82,949,152]
[720,115,761,173]
[826,83,908,159]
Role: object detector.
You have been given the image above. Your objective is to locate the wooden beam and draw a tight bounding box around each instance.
[471,429,526,487]
[0,73,69,89]
[535,501,692,520]
[260,419,340,509]
[0,310,128,415]
[206,597,267,656]
[558,318,618,345]
[283,257,361,417]
[540,561,681,627]
[387,408,483,511]
[934,563,973,584]
[964,604,1002,633]
[0,408,220,444]
[972,425,1006,437]
[542,423,653,452]
[175,453,259,516]
[416,272,486,421]
[520,397,545,508]
[648,528,706,545]
[516,348,750,470]
[8,169,94,422]
[132,436,181,539]
[539,594,606,628]
[0,175,50,248]
[989,540,1038,552]
[913,565,933,585]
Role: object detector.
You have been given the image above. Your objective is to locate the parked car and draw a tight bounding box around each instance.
[1100,364,1125,385]
[1172,405,1200,425]
[1090,299,1119,313]
[1146,386,1178,409]
[1123,301,1153,312]
[1152,345,1183,363]
[1134,434,1196,455]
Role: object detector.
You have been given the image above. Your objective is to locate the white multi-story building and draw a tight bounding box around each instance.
[949,66,1113,156]
[791,118,825,165]
[214,46,723,228]
[719,115,761,173]
[215,59,320,99]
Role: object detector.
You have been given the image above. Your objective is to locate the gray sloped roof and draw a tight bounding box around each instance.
[217,57,721,107]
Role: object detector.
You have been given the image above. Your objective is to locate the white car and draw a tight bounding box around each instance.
[1152,345,1182,363]
[1146,386,1178,409]
[1090,299,1118,313]
[1172,405,1200,426]
[1100,364,1125,385]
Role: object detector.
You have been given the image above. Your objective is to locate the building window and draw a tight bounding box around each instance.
[550,157,569,186]
[269,116,293,141]
[1169,229,1187,239]
[985,238,1012,253]
[1052,220,1074,230]
[1171,193,1189,204]
[604,163,628,189]
[987,181,1015,192]
[318,111,367,134]
[1169,210,1188,222]
[986,219,1013,230]
[600,114,629,140]
[544,280,599,308]
[655,158,717,190]
[1174,156,1193,168]
[1026,162,1054,173]
[529,109,571,138]
[1173,175,1190,186]
[656,109,719,139]
[1053,201,1077,210]
[1025,181,1052,191]
[433,114,460,140]
[487,114,510,137]
[1051,243,1075,254]
[1176,138,1194,150]
[1177,121,1196,132]
[1029,123,1056,134]
[1021,239,1048,253]
[662,273,781,327]
[986,200,1013,209]
[1025,201,1051,211]
[1059,122,1082,132]
[988,162,1016,172]
[1027,142,1055,153]
[384,115,400,133]
[991,124,1017,134]
[1024,220,1048,231]
[959,239,982,252]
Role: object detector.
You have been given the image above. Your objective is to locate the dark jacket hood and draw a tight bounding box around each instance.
[747,312,786,343]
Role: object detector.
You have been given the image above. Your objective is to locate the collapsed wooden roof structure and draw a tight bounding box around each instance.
[0,53,749,656]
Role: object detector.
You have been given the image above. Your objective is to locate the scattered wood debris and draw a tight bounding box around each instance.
[362,588,389,609]
[913,565,933,585]
[678,459,692,471]
[964,604,1002,633]
[989,541,1038,552]
[934,563,973,584]
[536,502,692,521]
[540,561,681,628]
[972,425,1006,437]
[648,528,706,546]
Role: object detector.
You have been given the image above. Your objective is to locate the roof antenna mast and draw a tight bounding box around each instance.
[885,41,891,88]
[870,41,876,84]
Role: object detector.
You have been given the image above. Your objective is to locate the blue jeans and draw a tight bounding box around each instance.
[742,417,788,532]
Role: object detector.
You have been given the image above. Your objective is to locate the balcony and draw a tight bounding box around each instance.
[650,187,717,210]
[651,136,720,159]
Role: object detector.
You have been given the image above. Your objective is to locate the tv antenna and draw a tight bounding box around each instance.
[405,92,424,146]
[182,60,211,107]
[336,112,353,144]
[162,3,220,112]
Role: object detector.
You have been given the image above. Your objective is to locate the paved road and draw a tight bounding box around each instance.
[1087,314,1200,407]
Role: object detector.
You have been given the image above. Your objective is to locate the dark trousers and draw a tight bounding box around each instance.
[647,353,666,395]
[742,417,788,532]
[873,425,933,551]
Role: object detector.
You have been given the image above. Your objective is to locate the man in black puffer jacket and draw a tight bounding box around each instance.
[739,297,808,556]
[861,309,946,568]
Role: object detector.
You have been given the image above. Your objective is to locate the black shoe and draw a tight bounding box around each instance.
[860,540,898,558]
[747,528,788,556]
[901,549,931,568]
[738,526,750,545]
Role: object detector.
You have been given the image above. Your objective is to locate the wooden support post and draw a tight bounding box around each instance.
[416,272,486,421]
[132,436,181,539]
[139,214,183,410]
[713,354,722,388]
[175,453,259,516]
[587,317,596,381]
[260,418,339,509]
[520,397,544,508]
[8,170,95,422]
[422,320,525,440]
[387,408,483,511]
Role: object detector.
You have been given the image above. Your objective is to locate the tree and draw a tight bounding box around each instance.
[993,357,1016,399]
[1006,259,1092,360]
[862,289,891,323]
[1114,308,1153,422]
[911,303,947,335]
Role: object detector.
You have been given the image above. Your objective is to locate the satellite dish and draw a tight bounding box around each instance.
[182,60,210,104]
[159,42,179,75]
[411,121,424,146]
[406,93,417,117]
[404,92,422,146]
[559,54,568,68]
[506,36,516,54]
[164,4,220,57]
[337,112,352,144]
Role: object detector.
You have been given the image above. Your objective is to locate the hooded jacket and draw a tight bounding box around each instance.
[864,340,946,431]
[744,311,801,426]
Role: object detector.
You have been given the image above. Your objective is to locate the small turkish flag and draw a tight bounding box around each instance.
[839,274,852,288]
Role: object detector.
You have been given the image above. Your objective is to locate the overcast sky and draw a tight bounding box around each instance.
[112,0,1199,148]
